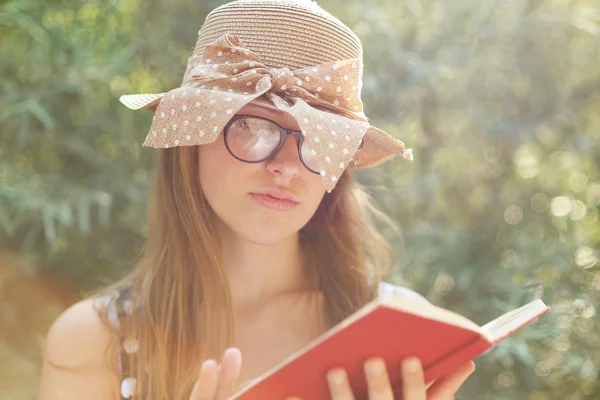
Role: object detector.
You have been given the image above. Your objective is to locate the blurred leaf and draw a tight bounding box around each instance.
[77,195,91,234]
[27,101,54,130]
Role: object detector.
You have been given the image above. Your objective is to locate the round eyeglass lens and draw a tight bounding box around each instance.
[226,117,281,162]
[300,140,320,173]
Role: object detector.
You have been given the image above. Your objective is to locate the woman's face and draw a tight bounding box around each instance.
[198,104,327,245]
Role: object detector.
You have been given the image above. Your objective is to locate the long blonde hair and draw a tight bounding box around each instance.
[96,145,401,399]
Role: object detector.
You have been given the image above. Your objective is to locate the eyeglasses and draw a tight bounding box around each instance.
[223,115,363,174]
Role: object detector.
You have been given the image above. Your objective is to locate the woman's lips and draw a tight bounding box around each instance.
[249,193,299,211]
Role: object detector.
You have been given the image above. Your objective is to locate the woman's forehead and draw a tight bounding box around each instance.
[236,103,301,131]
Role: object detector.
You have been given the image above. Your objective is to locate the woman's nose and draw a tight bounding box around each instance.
[265,134,301,180]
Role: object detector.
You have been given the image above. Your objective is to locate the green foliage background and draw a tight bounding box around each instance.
[1,0,599,398]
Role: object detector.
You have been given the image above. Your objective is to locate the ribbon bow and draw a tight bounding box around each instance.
[143,33,371,192]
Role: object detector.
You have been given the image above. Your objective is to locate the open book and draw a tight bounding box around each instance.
[232,294,549,400]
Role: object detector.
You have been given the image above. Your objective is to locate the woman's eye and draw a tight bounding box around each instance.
[236,119,250,130]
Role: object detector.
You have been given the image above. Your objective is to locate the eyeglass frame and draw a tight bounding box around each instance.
[222,114,364,174]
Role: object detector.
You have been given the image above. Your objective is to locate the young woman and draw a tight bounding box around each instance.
[39,1,475,399]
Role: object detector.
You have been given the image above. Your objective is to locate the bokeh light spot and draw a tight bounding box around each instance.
[515,146,539,178]
[504,205,523,224]
[433,273,455,293]
[550,196,572,217]
[575,246,598,269]
[570,200,587,220]
[568,172,588,193]
[531,193,549,213]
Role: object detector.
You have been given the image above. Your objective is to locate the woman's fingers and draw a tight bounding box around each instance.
[215,347,243,400]
[285,368,358,400]
[188,347,242,400]
[401,358,427,400]
[327,368,356,400]
[427,361,475,399]
[287,357,471,400]
[189,359,219,400]
[364,357,394,400]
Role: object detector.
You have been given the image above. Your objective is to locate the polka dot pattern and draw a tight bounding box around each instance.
[123,33,412,192]
[121,377,137,399]
[280,97,367,191]
[97,291,140,400]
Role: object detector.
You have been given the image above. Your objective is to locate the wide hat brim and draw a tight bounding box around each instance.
[119,92,411,170]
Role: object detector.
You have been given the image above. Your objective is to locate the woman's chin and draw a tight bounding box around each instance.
[238,225,300,246]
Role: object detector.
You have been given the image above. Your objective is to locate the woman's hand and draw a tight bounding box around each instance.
[286,357,475,400]
[189,347,242,400]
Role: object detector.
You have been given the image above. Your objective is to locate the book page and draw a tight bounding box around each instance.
[379,295,482,333]
[480,299,549,342]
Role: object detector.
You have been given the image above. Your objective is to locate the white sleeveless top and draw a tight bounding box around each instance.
[378,281,427,302]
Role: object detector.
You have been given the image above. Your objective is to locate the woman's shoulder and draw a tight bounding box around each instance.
[378,281,429,303]
[42,297,117,368]
[40,296,121,399]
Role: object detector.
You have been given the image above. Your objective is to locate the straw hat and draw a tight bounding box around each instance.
[119,0,412,192]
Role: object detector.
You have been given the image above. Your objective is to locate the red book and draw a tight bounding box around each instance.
[231,296,550,400]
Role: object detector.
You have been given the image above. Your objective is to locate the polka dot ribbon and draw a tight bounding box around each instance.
[143,33,372,192]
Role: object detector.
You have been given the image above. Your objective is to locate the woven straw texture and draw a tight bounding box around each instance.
[191,0,363,72]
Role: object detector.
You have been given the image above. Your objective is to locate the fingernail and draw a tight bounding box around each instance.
[224,347,241,357]
[327,369,345,385]
[404,358,420,373]
[366,359,385,376]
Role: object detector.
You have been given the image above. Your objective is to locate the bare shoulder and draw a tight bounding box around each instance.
[43,298,115,367]
[40,297,121,400]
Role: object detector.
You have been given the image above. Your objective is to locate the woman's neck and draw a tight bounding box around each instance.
[217,223,314,308]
